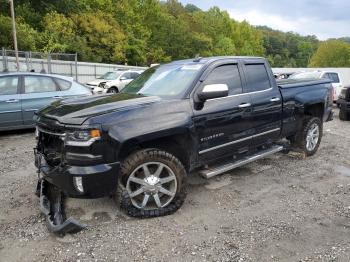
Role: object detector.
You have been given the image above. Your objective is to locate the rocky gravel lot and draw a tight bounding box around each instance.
[0,109,350,262]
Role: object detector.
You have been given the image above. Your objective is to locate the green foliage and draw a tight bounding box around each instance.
[0,15,39,50]
[309,40,350,67]
[258,26,319,67]
[0,0,348,67]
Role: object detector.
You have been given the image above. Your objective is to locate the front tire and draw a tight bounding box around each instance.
[291,117,323,156]
[117,149,187,218]
[108,87,119,94]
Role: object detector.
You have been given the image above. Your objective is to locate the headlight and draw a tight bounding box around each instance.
[66,129,101,146]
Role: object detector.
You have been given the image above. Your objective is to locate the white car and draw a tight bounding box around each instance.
[85,71,120,92]
[92,70,143,94]
[289,71,343,101]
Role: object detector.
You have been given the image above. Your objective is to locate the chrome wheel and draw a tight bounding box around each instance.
[306,123,319,151]
[126,162,177,210]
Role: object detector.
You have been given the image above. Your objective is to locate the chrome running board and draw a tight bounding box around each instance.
[199,145,284,179]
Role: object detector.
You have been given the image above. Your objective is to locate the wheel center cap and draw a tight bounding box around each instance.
[145,175,160,186]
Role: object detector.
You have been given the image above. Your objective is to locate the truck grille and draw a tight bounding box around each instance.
[37,126,66,167]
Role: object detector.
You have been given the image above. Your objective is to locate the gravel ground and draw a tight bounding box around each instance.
[0,109,350,262]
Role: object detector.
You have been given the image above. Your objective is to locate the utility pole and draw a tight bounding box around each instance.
[9,0,19,71]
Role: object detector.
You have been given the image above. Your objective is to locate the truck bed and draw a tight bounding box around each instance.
[277,78,331,89]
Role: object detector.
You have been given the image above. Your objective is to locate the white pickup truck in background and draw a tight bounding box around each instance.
[289,71,343,102]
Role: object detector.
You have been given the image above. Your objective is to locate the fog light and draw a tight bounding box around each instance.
[73,176,84,193]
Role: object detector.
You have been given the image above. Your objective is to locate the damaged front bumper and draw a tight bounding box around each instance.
[34,150,120,235]
[37,179,86,234]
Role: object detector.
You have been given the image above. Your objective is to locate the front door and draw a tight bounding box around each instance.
[192,62,254,164]
[0,75,22,129]
[242,62,282,147]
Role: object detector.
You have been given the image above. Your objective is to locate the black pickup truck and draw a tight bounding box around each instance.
[34,56,333,233]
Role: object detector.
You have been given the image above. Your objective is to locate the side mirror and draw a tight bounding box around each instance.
[197,84,229,102]
[120,76,127,81]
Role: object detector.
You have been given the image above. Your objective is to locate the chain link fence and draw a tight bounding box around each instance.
[1,48,78,78]
[0,48,147,83]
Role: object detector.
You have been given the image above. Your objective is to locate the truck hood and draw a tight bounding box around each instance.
[37,93,161,125]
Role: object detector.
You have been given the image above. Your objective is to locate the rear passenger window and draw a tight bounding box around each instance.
[0,76,18,95]
[24,76,57,93]
[55,78,71,91]
[245,64,271,92]
[204,64,243,95]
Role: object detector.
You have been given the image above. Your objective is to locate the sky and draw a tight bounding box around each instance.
[179,0,350,40]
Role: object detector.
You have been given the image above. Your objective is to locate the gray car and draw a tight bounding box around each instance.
[0,72,92,131]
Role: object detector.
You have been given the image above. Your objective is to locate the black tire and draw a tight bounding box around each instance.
[339,109,350,121]
[117,149,187,218]
[291,117,323,156]
[108,87,119,93]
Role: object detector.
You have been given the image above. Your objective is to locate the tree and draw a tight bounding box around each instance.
[309,40,350,67]
[0,15,39,50]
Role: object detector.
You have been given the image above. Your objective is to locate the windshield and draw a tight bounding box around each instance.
[122,63,203,97]
[289,72,322,80]
[97,71,122,80]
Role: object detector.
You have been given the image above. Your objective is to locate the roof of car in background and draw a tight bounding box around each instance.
[0,72,74,82]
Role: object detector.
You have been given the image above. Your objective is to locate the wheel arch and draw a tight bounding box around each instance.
[304,102,324,119]
[109,86,119,92]
[118,133,194,172]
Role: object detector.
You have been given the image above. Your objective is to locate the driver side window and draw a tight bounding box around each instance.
[204,64,243,95]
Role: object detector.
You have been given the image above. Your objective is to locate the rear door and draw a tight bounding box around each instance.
[242,62,282,147]
[193,61,254,163]
[21,75,61,125]
[0,75,22,129]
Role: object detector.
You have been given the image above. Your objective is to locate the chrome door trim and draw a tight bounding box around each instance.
[251,128,280,139]
[24,108,39,112]
[199,128,280,155]
[199,136,252,155]
[206,87,273,102]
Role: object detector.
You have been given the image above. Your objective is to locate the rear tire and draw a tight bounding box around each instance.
[117,149,187,218]
[290,117,323,156]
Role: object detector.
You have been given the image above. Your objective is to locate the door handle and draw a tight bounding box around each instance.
[52,96,63,99]
[5,99,19,103]
[270,97,280,102]
[238,103,251,108]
